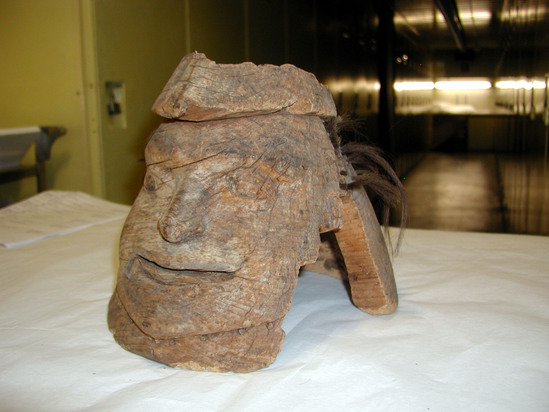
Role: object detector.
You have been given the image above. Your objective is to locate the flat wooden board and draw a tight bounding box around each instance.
[333,161,398,315]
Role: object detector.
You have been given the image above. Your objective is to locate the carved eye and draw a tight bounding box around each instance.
[143,171,161,192]
[227,174,272,200]
[225,169,277,212]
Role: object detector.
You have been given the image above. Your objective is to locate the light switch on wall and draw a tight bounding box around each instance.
[105,81,127,128]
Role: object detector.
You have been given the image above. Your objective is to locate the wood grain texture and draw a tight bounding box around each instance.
[152,52,337,121]
[334,160,398,314]
[108,292,285,373]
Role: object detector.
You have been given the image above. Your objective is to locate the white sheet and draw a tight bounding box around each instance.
[1,197,548,411]
[0,191,129,248]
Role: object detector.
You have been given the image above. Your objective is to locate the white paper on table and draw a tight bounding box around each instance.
[0,190,129,248]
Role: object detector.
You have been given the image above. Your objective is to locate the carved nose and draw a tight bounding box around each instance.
[158,191,205,243]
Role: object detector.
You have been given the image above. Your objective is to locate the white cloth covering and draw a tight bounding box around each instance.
[1,194,548,411]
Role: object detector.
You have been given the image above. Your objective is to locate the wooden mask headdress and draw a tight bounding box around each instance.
[108,52,403,372]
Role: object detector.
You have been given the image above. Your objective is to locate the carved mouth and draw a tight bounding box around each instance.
[136,255,235,285]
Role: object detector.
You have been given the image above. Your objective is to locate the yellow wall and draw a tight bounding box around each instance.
[94,0,187,204]
[1,0,318,206]
[0,0,93,203]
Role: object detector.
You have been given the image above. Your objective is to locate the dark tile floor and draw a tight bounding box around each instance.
[497,154,549,235]
[402,152,506,233]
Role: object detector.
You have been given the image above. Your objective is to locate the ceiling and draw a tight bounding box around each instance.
[314,0,547,80]
[390,0,549,78]
[394,0,549,49]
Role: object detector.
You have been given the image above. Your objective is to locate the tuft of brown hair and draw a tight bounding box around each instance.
[325,116,408,254]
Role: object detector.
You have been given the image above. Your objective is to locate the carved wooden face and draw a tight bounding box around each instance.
[115,114,342,340]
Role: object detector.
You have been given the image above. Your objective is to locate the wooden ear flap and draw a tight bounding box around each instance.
[333,170,398,315]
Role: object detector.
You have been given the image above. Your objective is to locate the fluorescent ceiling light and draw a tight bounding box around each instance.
[326,78,380,93]
[435,80,492,90]
[496,80,546,90]
[394,11,445,26]
[326,78,354,93]
[394,10,491,27]
[394,81,435,91]
[459,11,492,26]
[501,6,547,22]
[354,79,381,91]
